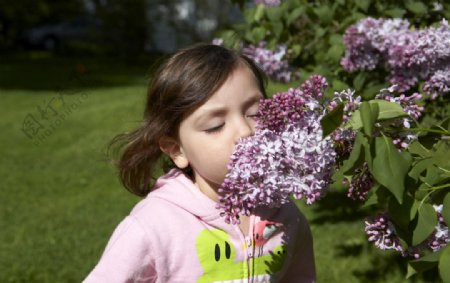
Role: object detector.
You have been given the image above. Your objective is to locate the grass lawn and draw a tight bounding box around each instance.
[0,53,428,282]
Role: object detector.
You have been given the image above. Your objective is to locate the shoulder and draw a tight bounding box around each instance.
[128,170,190,219]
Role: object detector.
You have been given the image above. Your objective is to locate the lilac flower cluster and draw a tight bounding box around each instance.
[365,205,449,257]
[254,0,281,7]
[217,76,336,224]
[423,66,450,99]
[428,205,450,252]
[347,162,373,201]
[329,89,361,158]
[243,42,297,83]
[365,213,404,252]
[341,18,450,98]
[375,86,424,149]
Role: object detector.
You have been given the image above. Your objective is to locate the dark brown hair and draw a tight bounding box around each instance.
[109,43,267,197]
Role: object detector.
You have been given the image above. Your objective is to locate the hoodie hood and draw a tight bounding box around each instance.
[149,169,223,223]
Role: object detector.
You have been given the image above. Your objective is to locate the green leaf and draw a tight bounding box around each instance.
[286,7,304,26]
[371,136,412,203]
[443,193,450,227]
[388,195,415,234]
[346,100,407,130]
[361,183,380,208]
[360,101,379,137]
[353,72,367,91]
[326,44,345,63]
[361,84,387,100]
[409,158,434,182]
[346,110,362,130]
[266,6,283,22]
[252,27,266,42]
[321,103,344,137]
[341,132,367,175]
[254,4,265,21]
[408,140,431,158]
[405,0,428,16]
[329,34,343,45]
[423,165,443,187]
[385,8,406,18]
[372,100,407,121]
[271,22,283,39]
[331,79,349,90]
[244,7,256,23]
[354,0,370,12]
[363,134,374,172]
[313,5,333,24]
[407,249,442,278]
[410,199,420,221]
[439,245,450,283]
[433,142,450,168]
[413,203,438,245]
[290,44,302,57]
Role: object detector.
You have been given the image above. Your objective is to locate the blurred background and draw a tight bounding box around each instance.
[2,0,242,54]
[1,1,246,282]
[0,0,437,282]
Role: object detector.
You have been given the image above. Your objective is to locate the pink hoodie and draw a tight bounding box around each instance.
[84,169,315,282]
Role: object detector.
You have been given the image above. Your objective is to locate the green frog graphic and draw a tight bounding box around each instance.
[195,229,287,283]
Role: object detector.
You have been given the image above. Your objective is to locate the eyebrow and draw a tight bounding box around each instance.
[242,94,263,110]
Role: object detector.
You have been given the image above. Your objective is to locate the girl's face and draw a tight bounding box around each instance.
[168,64,263,200]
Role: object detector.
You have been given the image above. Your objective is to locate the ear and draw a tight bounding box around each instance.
[159,136,189,169]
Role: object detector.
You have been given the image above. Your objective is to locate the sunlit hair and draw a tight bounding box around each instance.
[109,43,268,197]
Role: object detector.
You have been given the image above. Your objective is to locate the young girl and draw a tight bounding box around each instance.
[84,44,316,282]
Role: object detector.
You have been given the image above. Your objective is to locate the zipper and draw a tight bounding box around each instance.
[237,215,255,283]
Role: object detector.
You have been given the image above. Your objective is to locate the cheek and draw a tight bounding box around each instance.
[200,141,234,173]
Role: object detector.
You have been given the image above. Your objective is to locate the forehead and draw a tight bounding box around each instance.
[197,65,261,109]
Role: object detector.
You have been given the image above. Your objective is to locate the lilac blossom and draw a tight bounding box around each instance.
[211,38,223,46]
[365,213,404,252]
[217,76,336,224]
[423,67,450,99]
[329,89,362,123]
[243,42,297,83]
[254,0,281,7]
[341,18,450,98]
[428,205,450,252]
[347,162,373,201]
[365,205,449,257]
[328,89,361,158]
[375,86,424,149]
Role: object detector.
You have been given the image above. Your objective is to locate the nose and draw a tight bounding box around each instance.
[233,116,254,143]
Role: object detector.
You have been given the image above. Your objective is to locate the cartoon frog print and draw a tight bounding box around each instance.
[195,228,287,283]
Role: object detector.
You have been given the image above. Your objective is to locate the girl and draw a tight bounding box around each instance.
[84,44,316,282]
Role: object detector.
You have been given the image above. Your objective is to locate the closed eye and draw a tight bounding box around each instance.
[205,124,224,134]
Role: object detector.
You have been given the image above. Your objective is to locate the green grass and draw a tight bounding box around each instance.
[0,54,429,282]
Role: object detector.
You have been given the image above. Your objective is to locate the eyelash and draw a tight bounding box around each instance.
[204,112,259,134]
[205,124,224,134]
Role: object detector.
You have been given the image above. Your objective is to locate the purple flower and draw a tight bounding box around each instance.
[366,205,449,258]
[341,18,450,98]
[365,213,404,252]
[217,76,336,224]
[347,162,373,201]
[243,42,297,83]
[211,38,223,46]
[428,205,450,252]
[329,89,361,123]
[254,0,281,7]
[375,86,424,149]
[423,67,450,99]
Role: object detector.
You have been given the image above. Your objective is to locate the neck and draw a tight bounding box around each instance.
[193,173,221,203]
